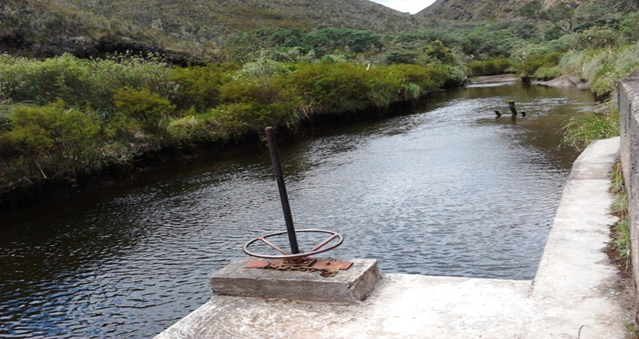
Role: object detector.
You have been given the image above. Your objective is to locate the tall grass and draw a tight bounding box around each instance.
[559,42,639,148]
[561,104,619,150]
[559,42,639,98]
[610,162,631,271]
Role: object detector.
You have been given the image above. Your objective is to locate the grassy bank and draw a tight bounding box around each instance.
[553,42,639,150]
[0,53,463,210]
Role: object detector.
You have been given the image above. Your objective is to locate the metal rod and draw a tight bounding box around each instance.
[309,234,339,252]
[265,127,300,254]
[258,237,290,256]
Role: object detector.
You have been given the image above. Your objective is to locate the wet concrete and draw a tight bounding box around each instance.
[155,137,630,339]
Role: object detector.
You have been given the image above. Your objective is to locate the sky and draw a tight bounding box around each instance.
[370,0,438,14]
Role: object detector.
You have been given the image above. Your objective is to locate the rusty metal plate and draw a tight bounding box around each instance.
[312,261,353,270]
[245,259,353,273]
[245,260,270,268]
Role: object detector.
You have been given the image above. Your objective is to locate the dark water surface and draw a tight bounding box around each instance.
[0,81,594,338]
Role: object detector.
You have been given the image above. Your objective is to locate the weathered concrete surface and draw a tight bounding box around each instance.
[529,137,629,339]
[619,72,639,299]
[157,275,531,339]
[156,137,631,339]
[209,258,381,303]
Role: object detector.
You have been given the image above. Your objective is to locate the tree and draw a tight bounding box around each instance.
[517,0,577,34]
[425,40,454,64]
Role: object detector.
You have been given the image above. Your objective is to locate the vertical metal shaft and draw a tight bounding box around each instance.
[265,127,300,254]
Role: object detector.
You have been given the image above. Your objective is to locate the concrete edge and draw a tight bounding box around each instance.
[529,136,630,338]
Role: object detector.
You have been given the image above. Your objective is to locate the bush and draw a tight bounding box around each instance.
[0,54,92,106]
[384,51,418,65]
[466,57,511,76]
[89,54,176,112]
[0,53,176,114]
[366,64,448,107]
[511,48,563,78]
[113,87,177,134]
[281,62,369,115]
[579,27,618,49]
[533,66,562,80]
[171,63,233,112]
[1,100,112,185]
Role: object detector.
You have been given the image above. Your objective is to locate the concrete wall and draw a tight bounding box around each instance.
[618,72,639,296]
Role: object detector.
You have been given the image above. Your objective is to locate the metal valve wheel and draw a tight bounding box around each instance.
[243,229,343,260]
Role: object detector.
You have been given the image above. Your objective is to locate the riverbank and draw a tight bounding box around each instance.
[155,136,633,339]
[0,54,464,212]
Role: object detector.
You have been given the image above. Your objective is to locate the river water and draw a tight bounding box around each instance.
[0,80,594,338]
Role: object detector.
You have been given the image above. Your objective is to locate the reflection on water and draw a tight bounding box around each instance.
[0,82,593,338]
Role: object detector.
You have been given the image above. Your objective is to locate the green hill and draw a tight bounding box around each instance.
[0,0,424,62]
[416,0,533,21]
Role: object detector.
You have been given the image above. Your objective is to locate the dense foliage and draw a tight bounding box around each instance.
[0,53,463,207]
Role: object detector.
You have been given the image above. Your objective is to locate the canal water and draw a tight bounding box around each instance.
[0,80,595,338]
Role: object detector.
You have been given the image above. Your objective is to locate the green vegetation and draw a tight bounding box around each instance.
[558,42,639,149]
[0,53,462,208]
[0,0,418,62]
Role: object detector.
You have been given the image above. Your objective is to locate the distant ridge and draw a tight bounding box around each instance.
[416,0,531,21]
[1,0,551,61]
[416,0,586,21]
[72,0,421,34]
[0,0,423,60]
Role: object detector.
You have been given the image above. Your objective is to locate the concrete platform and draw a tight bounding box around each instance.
[209,258,381,303]
[155,137,633,339]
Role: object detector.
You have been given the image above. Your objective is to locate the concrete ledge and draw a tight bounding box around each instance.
[568,137,621,180]
[157,275,532,339]
[209,257,381,303]
[530,137,627,339]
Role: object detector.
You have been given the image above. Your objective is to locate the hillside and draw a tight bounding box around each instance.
[0,0,421,62]
[416,0,531,20]
[4,0,631,63]
[2,0,573,62]
[82,0,419,34]
[416,0,590,21]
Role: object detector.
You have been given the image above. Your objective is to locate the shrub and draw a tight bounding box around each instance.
[366,64,448,107]
[113,87,177,134]
[0,53,176,115]
[565,43,639,97]
[1,100,111,185]
[281,62,369,115]
[533,66,562,80]
[466,57,511,76]
[89,53,176,112]
[166,113,213,143]
[384,51,418,65]
[0,54,92,106]
[217,74,300,131]
[512,49,563,78]
[170,63,233,112]
[580,27,618,49]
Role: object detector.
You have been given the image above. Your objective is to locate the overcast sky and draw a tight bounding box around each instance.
[370,0,438,14]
